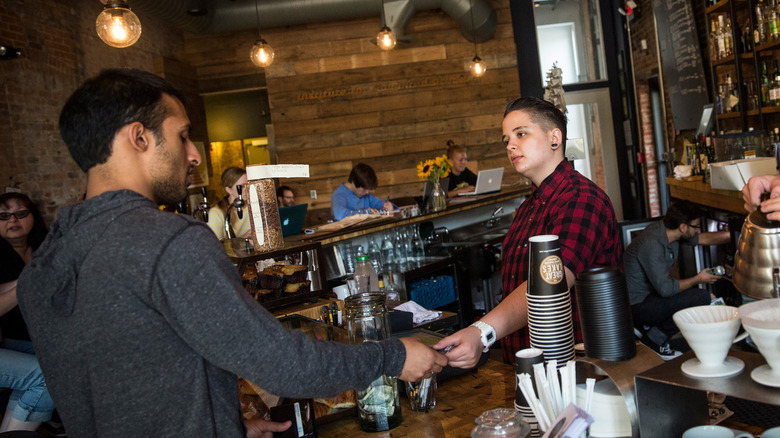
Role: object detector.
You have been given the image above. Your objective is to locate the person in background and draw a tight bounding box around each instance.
[743,174,780,219]
[0,192,56,432]
[277,185,295,207]
[331,163,394,220]
[17,68,446,438]
[434,97,621,368]
[623,200,730,359]
[207,166,251,240]
[446,140,477,197]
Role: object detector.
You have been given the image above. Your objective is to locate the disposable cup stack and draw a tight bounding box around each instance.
[526,235,576,365]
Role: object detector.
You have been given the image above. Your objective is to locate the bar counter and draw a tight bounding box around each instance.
[316,358,516,437]
[287,184,532,246]
[665,177,746,215]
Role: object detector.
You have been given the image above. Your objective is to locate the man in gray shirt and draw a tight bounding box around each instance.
[17,69,447,437]
[624,200,729,358]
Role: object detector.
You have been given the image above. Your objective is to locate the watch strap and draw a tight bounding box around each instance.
[470,321,496,353]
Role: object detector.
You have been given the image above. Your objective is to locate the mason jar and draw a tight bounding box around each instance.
[344,293,402,432]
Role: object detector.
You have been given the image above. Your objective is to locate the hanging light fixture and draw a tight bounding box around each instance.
[376,0,397,50]
[468,0,486,77]
[95,1,142,48]
[250,0,274,67]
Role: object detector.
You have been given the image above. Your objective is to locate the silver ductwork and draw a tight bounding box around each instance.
[128,0,496,43]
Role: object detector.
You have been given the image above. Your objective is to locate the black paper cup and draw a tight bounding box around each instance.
[575,266,636,361]
[515,348,545,406]
[528,235,569,296]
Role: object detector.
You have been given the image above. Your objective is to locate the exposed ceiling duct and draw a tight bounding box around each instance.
[127,0,497,43]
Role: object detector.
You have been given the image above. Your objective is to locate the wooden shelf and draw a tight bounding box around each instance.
[717,111,743,119]
[706,0,730,14]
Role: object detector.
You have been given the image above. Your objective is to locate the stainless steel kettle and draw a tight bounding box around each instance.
[733,210,780,299]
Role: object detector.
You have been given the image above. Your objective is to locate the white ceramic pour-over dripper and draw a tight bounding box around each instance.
[673,305,747,378]
[739,298,780,387]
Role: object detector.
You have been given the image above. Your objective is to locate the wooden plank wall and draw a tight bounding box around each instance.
[185,0,522,225]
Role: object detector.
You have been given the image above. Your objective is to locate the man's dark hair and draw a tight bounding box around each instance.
[348,163,378,190]
[277,185,293,198]
[504,97,568,153]
[59,68,188,172]
[0,192,48,250]
[663,200,703,229]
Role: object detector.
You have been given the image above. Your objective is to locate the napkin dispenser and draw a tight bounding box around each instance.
[710,157,776,191]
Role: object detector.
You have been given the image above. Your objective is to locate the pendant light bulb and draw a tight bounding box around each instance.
[470,56,486,77]
[250,38,275,68]
[376,27,397,51]
[96,2,142,48]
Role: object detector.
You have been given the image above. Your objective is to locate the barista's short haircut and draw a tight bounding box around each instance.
[348,163,379,190]
[504,96,568,154]
[59,68,188,172]
[663,200,703,230]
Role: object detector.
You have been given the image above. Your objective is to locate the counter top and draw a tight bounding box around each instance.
[665,177,746,215]
[286,185,531,246]
[316,358,516,437]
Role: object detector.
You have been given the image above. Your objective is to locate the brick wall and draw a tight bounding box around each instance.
[0,0,191,223]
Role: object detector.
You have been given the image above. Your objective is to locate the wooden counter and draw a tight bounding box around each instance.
[316,358,516,437]
[286,185,532,247]
[665,177,746,215]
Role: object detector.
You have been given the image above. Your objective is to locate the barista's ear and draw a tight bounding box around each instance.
[550,128,563,149]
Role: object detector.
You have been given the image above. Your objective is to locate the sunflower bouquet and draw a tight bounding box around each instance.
[417,155,452,183]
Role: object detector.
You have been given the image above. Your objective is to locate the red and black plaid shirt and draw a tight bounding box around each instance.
[500,160,622,363]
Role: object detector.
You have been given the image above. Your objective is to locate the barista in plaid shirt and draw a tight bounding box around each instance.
[435,97,621,367]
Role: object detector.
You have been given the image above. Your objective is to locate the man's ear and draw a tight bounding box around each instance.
[127,122,151,152]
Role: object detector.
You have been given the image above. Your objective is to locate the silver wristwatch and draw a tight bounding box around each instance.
[470,321,496,353]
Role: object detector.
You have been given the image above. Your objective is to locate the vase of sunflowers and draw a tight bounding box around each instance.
[417,154,452,213]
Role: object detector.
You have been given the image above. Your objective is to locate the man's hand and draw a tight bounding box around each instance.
[398,337,448,382]
[431,326,483,369]
[382,201,394,212]
[245,419,291,438]
[697,269,722,285]
[743,175,780,220]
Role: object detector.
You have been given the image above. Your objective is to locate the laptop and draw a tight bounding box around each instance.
[278,204,308,237]
[457,168,504,196]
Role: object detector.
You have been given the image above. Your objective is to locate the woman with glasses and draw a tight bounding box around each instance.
[0,192,56,432]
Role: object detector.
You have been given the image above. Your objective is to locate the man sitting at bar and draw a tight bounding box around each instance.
[624,200,729,359]
[16,68,447,438]
[330,163,394,220]
[277,185,295,207]
[434,97,621,367]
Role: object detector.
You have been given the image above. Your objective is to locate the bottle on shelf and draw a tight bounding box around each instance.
[771,59,780,105]
[771,1,779,40]
[711,19,720,61]
[762,61,770,106]
[354,254,380,294]
[742,17,753,53]
[757,0,768,46]
[393,229,408,272]
[384,269,401,301]
[380,231,395,272]
[368,236,383,273]
[717,15,727,59]
[723,14,734,56]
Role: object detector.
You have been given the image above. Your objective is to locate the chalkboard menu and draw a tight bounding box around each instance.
[652,0,710,131]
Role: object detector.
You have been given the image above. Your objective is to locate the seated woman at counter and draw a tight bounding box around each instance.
[207,167,251,239]
[446,140,477,197]
[434,97,621,367]
[331,163,394,221]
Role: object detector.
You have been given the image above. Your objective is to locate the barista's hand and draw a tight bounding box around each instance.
[398,337,448,382]
[245,419,291,438]
[432,326,483,369]
[743,175,780,220]
[697,269,722,285]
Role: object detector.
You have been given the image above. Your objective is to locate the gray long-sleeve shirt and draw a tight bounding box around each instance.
[624,220,699,305]
[18,190,405,437]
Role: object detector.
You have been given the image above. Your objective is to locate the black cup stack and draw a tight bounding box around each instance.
[575,266,637,361]
[514,348,544,437]
[526,235,576,366]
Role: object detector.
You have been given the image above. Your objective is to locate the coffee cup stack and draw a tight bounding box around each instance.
[526,235,575,366]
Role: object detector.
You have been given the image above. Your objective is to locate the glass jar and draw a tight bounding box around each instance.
[471,408,531,438]
[344,293,402,432]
